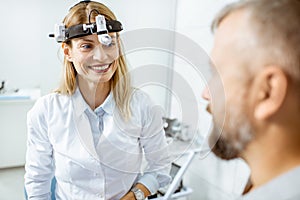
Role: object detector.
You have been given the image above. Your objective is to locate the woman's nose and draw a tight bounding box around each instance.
[202,85,211,101]
[93,44,109,61]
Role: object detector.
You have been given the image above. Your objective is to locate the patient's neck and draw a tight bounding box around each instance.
[243,127,300,192]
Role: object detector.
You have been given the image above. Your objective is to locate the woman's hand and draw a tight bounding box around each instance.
[120,191,135,200]
[120,183,151,200]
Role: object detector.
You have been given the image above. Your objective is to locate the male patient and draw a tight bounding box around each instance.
[202,0,300,199]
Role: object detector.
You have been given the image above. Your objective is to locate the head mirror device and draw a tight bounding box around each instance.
[49,1,123,46]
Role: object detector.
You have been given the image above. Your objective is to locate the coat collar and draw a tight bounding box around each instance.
[72,87,88,118]
[71,86,116,161]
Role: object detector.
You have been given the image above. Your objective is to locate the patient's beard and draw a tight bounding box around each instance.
[208,106,254,160]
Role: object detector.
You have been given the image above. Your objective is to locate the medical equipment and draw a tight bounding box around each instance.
[163,118,192,142]
[0,81,5,94]
[49,11,123,46]
[149,149,203,200]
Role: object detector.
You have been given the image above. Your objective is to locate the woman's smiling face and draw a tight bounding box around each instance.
[64,32,119,84]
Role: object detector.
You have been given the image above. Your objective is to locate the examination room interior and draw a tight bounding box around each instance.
[0,0,250,199]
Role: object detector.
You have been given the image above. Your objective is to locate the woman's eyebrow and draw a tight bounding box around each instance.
[79,38,95,42]
[110,35,116,39]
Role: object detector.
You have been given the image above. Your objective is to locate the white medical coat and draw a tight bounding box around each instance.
[25,88,171,200]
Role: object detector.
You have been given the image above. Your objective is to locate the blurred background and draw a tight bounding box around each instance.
[0,0,250,199]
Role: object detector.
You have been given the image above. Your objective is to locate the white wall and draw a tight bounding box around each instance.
[0,0,75,93]
[0,0,42,90]
[171,0,237,136]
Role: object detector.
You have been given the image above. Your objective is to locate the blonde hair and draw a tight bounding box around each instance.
[55,1,132,119]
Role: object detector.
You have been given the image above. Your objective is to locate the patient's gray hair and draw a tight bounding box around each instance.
[212,0,300,96]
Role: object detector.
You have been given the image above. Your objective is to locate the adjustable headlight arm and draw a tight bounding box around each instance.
[49,13,123,45]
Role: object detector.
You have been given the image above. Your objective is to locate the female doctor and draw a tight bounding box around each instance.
[24,1,171,199]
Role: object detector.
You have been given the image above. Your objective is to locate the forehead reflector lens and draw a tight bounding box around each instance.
[99,34,112,46]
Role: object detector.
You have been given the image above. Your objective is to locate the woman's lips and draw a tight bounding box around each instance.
[88,64,110,73]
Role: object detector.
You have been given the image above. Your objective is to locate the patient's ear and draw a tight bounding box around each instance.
[253,66,287,120]
[62,43,73,62]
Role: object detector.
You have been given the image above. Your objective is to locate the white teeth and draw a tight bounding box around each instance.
[91,65,109,71]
